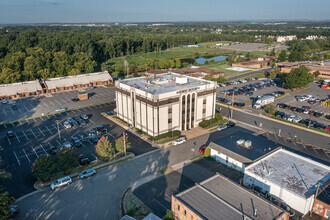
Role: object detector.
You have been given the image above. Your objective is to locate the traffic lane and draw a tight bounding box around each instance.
[217,104,330,149]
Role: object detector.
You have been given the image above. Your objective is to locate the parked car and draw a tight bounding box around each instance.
[50,145,62,154]
[217,124,227,131]
[89,128,97,136]
[226,121,235,128]
[7,131,15,138]
[79,154,90,165]
[81,114,89,120]
[324,125,330,131]
[314,123,325,129]
[96,125,107,135]
[71,137,82,147]
[172,137,186,146]
[55,107,68,112]
[292,116,302,123]
[199,145,207,154]
[50,176,72,190]
[10,204,19,215]
[90,136,99,144]
[79,168,96,179]
[275,111,285,118]
[78,118,87,126]
[11,104,18,110]
[63,142,73,149]
[1,99,8,104]
[313,112,323,117]
[245,92,253,96]
[63,121,72,129]
[71,98,79,102]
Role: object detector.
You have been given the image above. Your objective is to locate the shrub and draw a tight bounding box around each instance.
[263,105,277,115]
[95,136,115,161]
[115,135,131,153]
[152,130,181,141]
[32,154,56,182]
[55,148,79,174]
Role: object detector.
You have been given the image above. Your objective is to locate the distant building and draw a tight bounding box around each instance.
[208,131,279,172]
[244,148,330,215]
[0,80,43,100]
[276,35,297,43]
[276,60,330,79]
[115,72,217,136]
[172,174,289,220]
[145,68,224,79]
[43,71,113,93]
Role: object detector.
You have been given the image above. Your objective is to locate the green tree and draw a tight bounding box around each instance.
[204,74,213,81]
[175,59,181,68]
[264,105,277,115]
[284,65,314,88]
[164,210,174,220]
[215,76,226,83]
[215,113,223,121]
[95,136,114,161]
[32,154,56,182]
[55,149,79,174]
[278,50,287,62]
[115,135,131,153]
[0,191,15,219]
[268,67,281,78]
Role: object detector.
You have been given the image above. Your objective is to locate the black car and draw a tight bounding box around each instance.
[290,106,298,111]
[11,104,18,110]
[50,145,62,154]
[79,155,90,165]
[325,115,330,120]
[71,137,82,147]
[275,111,285,118]
[314,123,325,129]
[226,121,235,128]
[296,108,304,113]
[79,118,87,126]
[96,125,107,135]
[7,131,15,138]
[89,129,97,136]
[90,136,99,144]
[72,98,79,102]
[245,92,253,96]
[277,103,287,109]
[313,112,323,117]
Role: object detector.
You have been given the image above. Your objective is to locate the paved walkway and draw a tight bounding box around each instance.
[182,127,210,140]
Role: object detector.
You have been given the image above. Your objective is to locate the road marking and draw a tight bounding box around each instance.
[153,199,167,210]
[32,147,38,157]
[40,144,47,154]
[7,137,12,145]
[76,108,82,112]
[54,100,61,105]
[45,125,53,134]
[3,108,7,116]
[80,142,86,147]
[32,118,37,122]
[92,154,98,161]
[46,115,50,119]
[23,105,29,111]
[106,132,115,139]
[40,117,44,121]
[29,103,34,109]
[13,151,21,166]
[15,133,20,143]
[18,121,22,126]
[10,108,15,114]
[23,149,31,163]
[3,124,7,129]
[25,119,30,124]
[38,127,45,136]
[22,131,29,140]
[17,107,23,114]
[30,129,37,138]
[11,122,15,127]
[48,142,54,148]
[164,193,171,199]
[56,139,61,146]
[89,119,95,124]
[52,124,58,130]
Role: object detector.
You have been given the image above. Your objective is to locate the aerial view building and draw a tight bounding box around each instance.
[115,72,217,136]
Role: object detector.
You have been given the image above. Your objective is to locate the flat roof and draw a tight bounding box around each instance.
[44,71,112,90]
[208,131,279,164]
[175,174,284,220]
[245,149,330,198]
[0,80,42,96]
[118,72,215,95]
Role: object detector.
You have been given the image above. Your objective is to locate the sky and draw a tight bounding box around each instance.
[0,0,329,24]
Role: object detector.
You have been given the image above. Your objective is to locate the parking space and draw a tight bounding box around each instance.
[0,102,156,198]
[0,86,115,124]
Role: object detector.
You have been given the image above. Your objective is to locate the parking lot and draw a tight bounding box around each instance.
[217,80,330,127]
[0,86,115,123]
[0,102,156,198]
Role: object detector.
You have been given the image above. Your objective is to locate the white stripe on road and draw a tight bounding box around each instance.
[10,108,15,114]
[3,108,7,116]
[22,131,29,140]
[89,119,95,124]
[40,117,44,121]
[45,125,53,134]
[153,199,167,210]
[29,103,34,109]
[3,124,7,129]
[76,108,82,112]
[19,121,22,125]
[25,119,30,124]
[13,151,21,166]
[43,102,50,108]
[32,118,37,122]
[40,144,47,154]
[30,129,37,138]
[52,124,57,130]
[46,115,50,119]
[17,107,23,114]
[106,132,115,139]
[54,100,61,105]
[56,139,61,146]
[11,122,15,127]
[7,137,11,145]
[23,149,31,163]
[15,133,20,143]
[48,142,54,147]
[23,105,29,112]
[38,127,45,136]
[92,154,98,161]
[32,147,38,157]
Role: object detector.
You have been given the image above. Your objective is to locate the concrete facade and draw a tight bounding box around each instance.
[115,72,217,136]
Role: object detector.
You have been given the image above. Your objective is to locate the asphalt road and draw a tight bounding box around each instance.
[226,67,271,81]
[217,104,330,153]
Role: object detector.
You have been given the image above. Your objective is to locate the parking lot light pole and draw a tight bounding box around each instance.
[56,120,61,142]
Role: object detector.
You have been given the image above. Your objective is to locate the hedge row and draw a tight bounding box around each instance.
[152,130,181,141]
[199,118,218,128]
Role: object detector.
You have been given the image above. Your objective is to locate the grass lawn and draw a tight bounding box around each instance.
[203,63,252,78]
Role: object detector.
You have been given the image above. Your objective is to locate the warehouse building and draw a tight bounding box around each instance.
[172,174,289,220]
[208,131,279,172]
[115,72,217,136]
[243,149,330,215]
[42,71,113,93]
[0,80,43,100]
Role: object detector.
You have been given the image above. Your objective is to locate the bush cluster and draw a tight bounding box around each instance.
[199,113,223,128]
[152,130,181,141]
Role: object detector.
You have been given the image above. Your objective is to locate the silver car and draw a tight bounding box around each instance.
[79,168,96,179]
[51,176,72,190]
[217,124,227,131]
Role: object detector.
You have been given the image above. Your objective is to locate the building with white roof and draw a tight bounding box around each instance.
[243,148,330,215]
[115,72,217,136]
[0,80,43,99]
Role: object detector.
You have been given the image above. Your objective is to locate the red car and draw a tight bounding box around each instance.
[325,126,330,131]
[199,145,206,154]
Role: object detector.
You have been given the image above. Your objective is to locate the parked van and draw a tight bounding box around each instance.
[50,176,72,190]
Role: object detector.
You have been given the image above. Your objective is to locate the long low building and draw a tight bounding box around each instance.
[243,148,330,215]
[42,71,113,93]
[115,72,217,136]
[0,80,43,100]
[172,174,289,220]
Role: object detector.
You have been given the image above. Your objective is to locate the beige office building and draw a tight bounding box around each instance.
[115,72,217,136]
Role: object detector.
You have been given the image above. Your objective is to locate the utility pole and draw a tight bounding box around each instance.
[308,110,312,128]
[123,132,126,157]
[310,182,321,217]
[56,120,61,142]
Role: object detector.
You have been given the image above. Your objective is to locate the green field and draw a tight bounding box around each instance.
[202,63,252,77]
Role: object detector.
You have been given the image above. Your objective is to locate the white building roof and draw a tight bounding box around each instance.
[44,71,112,90]
[0,80,42,96]
[245,149,330,198]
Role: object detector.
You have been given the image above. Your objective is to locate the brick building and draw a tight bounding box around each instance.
[0,80,43,100]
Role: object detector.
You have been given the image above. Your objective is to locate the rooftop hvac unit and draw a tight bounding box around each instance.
[175,77,188,84]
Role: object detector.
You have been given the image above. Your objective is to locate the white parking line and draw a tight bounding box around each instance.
[92,154,98,161]
[29,103,34,109]
[32,147,38,157]
[38,127,45,136]
[60,98,66,103]
[54,100,61,105]
[45,125,53,134]
[48,142,54,148]
[56,139,61,146]
[30,129,37,138]
[23,149,31,163]
[22,131,29,140]
[23,105,29,111]
[7,137,12,145]
[10,108,15,114]
[106,132,115,139]
[15,133,20,143]
[11,122,15,127]
[89,119,95,124]
[32,118,37,122]
[3,108,7,116]
[43,102,50,108]
[19,121,22,125]
[13,151,21,166]
[153,199,167,210]
[25,119,30,124]
[3,124,7,129]
[40,117,44,121]
[52,124,58,130]
[40,144,47,154]
[17,107,23,114]
[46,115,50,119]
[76,108,82,112]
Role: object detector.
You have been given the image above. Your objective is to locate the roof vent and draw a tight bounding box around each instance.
[176,77,188,85]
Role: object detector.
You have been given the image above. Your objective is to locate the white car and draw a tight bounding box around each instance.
[50,176,72,190]
[217,124,227,131]
[63,142,73,149]
[286,115,295,122]
[172,137,186,146]
[63,121,72,128]
[1,99,8,104]
[236,139,245,145]
[292,116,302,123]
